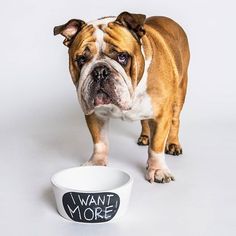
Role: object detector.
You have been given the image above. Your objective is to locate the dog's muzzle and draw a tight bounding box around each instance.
[78,60,132,115]
[91,65,114,106]
[91,65,113,106]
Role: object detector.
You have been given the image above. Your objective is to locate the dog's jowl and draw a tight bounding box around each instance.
[54,12,190,183]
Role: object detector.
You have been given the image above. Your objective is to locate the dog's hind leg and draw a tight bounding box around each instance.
[137,119,150,146]
[165,72,188,156]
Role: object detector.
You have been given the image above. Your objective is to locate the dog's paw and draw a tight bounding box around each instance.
[137,135,149,146]
[146,167,175,183]
[165,143,182,156]
[82,159,107,166]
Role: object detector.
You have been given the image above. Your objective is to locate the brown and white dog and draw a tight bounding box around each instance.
[54,12,190,183]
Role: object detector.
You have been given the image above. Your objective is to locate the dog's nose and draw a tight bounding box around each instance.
[92,65,110,81]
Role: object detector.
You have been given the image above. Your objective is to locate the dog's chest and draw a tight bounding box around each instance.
[94,92,153,121]
[122,92,153,120]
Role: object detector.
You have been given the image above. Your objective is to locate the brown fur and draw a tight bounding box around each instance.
[69,25,96,84]
[103,22,145,87]
[138,17,190,157]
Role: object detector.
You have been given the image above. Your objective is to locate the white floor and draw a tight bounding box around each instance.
[1,98,235,236]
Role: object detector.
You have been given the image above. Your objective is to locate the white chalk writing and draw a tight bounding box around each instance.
[63,192,119,222]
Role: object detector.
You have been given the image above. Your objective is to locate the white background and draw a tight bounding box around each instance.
[0,0,236,235]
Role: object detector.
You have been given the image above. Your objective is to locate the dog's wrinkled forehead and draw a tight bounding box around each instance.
[54,12,147,64]
[54,12,146,53]
[69,16,139,58]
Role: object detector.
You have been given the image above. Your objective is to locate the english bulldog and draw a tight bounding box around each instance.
[54,12,190,183]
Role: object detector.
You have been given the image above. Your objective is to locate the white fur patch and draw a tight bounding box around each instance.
[94,27,104,52]
[148,149,168,169]
[93,142,107,154]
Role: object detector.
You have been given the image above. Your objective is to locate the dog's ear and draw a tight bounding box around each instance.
[53,19,85,47]
[115,12,146,40]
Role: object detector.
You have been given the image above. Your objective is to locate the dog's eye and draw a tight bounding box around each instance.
[76,55,87,68]
[117,52,129,66]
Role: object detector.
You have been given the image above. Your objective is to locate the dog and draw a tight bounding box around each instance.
[54,11,190,183]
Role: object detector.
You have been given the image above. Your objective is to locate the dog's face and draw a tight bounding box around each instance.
[54,12,146,115]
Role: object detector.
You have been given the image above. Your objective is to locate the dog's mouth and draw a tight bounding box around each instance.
[94,90,112,106]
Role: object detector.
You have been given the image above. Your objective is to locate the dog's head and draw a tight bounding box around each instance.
[54,12,146,115]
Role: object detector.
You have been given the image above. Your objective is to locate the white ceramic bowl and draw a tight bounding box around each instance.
[51,166,133,223]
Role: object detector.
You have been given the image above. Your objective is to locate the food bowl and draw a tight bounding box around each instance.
[51,166,133,223]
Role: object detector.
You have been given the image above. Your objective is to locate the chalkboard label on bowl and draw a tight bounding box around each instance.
[62,192,120,223]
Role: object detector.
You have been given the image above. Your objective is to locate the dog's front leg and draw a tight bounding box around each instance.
[146,111,175,183]
[83,113,109,166]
